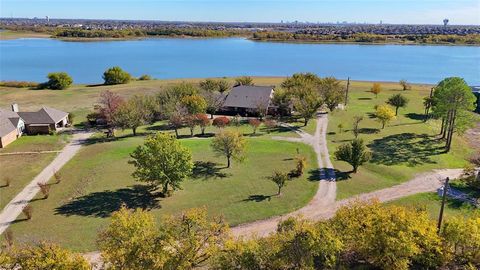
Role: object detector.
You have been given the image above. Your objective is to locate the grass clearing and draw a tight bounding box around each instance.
[327,82,473,200]
[8,135,317,251]
[0,134,70,209]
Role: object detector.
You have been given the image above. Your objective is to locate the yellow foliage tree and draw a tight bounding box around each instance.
[442,215,480,265]
[97,205,164,270]
[375,104,396,129]
[371,83,382,98]
[331,201,443,270]
[5,242,90,270]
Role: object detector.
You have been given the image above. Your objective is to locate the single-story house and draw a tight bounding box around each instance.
[220,85,276,116]
[0,104,69,148]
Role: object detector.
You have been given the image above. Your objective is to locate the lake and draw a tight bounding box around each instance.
[0,38,479,84]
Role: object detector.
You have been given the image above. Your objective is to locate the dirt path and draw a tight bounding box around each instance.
[0,131,93,235]
[235,113,337,237]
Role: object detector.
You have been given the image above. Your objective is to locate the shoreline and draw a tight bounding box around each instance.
[1,31,478,46]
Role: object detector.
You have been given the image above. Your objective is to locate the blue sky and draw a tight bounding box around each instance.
[1,0,479,25]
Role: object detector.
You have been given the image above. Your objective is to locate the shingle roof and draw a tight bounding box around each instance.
[0,109,21,137]
[223,86,274,109]
[0,114,17,137]
[17,107,68,125]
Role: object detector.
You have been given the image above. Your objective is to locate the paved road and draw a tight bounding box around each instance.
[0,131,93,235]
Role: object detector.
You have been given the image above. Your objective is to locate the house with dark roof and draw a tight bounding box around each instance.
[0,104,69,148]
[220,85,276,116]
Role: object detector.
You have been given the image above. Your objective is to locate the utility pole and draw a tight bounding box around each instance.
[437,177,450,233]
[344,77,350,106]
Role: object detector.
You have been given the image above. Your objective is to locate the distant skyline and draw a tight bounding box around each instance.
[1,0,479,25]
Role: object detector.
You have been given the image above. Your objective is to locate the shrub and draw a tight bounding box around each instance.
[3,229,13,247]
[138,74,152,81]
[0,81,39,88]
[213,116,230,128]
[3,176,11,187]
[103,66,132,85]
[45,72,73,90]
[248,119,261,134]
[37,182,50,199]
[22,205,33,220]
[294,155,307,177]
[371,83,382,98]
[263,118,277,133]
[53,171,62,184]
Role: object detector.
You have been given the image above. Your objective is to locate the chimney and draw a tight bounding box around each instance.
[11,103,19,112]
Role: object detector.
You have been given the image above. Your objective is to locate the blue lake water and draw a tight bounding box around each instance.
[0,38,479,84]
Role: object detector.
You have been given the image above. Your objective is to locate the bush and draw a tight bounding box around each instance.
[138,74,152,81]
[0,81,39,88]
[103,66,132,85]
[248,119,261,134]
[22,205,33,220]
[53,171,62,184]
[263,119,277,133]
[37,182,50,199]
[44,72,73,90]
[3,176,11,187]
[213,116,230,128]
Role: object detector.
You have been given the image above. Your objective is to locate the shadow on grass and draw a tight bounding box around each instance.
[368,133,444,167]
[308,168,336,181]
[405,113,426,121]
[192,161,230,180]
[358,128,380,134]
[55,185,161,218]
[242,194,272,202]
[358,97,372,100]
[145,124,172,132]
[333,169,353,181]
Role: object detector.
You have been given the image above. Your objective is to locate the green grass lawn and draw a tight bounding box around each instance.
[389,191,479,221]
[0,134,70,209]
[8,135,318,251]
[327,82,473,200]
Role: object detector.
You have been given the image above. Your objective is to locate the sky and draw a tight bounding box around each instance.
[1,0,479,25]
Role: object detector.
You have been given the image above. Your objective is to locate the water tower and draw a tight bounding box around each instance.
[443,18,449,26]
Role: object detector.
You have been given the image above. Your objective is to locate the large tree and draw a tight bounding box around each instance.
[44,72,73,90]
[129,133,193,194]
[157,83,199,118]
[334,138,371,173]
[211,130,246,168]
[199,78,230,93]
[103,66,132,85]
[180,94,207,115]
[432,77,477,152]
[234,76,254,86]
[387,93,409,116]
[97,90,125,136]
[293,89,323,126]
[318,77,345,112]
[114,95,155,136]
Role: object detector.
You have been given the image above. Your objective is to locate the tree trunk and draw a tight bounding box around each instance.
[174,128,179,138]
[227,156,231,168]
[395,107,399,116]
[304,118,308,126]
[476,170,480,183]
[278,186,281,195]
[190,127,194,137]
[446,109,457,152]
[132,127,137,136]
[440,117,445,135]
[382,122,385,129]
[162,183,169,195]
[353,166,358,173]
[201,127,205,135]
[210,113,214,119]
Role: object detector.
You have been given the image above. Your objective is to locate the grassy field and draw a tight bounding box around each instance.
[326,81,473,199]
[0,134,70,209]
[0,30,51,40]
[390,186,479,221]
[8,133,317,251]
